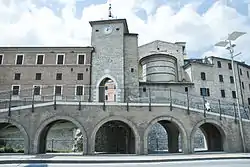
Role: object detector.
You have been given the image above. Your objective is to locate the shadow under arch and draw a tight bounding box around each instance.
[95,74,118,102]
[0,118,30,154]
[190,118,228,153]
[90,116,140,154]
[33,115,88,154]
[144,116,188,154]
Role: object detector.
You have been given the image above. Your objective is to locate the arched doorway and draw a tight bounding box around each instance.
[192,121,225,152]
[35,118,87,154]
[95,120,135,154]
[0,121,27,154]
[98,77,116,102]
[147,120,183,154]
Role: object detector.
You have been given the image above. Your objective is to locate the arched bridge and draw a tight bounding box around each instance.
[0,99,250,155]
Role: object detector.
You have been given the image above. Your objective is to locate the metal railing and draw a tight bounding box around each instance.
[0,85,249,120]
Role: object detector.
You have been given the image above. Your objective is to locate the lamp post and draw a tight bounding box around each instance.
[215,31,247,153]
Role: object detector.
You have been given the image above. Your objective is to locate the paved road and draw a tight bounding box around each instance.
[1,159,250,167]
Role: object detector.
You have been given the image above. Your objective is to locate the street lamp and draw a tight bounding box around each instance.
[215,31,247,153]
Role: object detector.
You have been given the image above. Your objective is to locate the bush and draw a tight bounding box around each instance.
[0,146,24,153]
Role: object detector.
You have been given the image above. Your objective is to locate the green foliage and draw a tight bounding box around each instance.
[0,146,24,153]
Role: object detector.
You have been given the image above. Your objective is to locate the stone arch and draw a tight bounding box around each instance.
[144,116,188,154]
[90,116,140,154]
[95,74,118,102]
[33,115,88,154]
[0,118,30,154]
[190,118,228,153]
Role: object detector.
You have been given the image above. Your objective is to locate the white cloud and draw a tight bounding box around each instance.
[0,0,249,63]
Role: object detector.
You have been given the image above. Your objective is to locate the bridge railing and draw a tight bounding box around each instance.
[0,85,249,120]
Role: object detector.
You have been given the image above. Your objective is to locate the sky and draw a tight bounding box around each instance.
[0,0,250,63]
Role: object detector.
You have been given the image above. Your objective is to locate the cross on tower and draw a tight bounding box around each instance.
[108,0,113,19]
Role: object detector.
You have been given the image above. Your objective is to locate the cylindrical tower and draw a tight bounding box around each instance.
[140,54,178,82]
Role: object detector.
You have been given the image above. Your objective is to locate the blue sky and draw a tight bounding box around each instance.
[0,0,250,63]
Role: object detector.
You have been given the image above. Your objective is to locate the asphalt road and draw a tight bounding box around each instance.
[1,159,250,167]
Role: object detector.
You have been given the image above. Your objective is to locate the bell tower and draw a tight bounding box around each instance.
[89,3,130,102]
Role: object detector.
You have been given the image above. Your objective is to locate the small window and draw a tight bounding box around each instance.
[95,29,99,32]
[35,73,42,80]
[232,91,236,99]
[221,89,225,98]
[105,95,108,100]
[57,54,64,64]
[12,85,20,96]
[248,98,250,105]
[86,68,88,72]
[219,75,223,82]
[33,86,41,96]
[249,84,250,91]
[77,54,85,64]
[0,54,3,64]
[77,73,83,80]
[247,71,249,78]
[228,63,232,70]
[56,73,62,80]
[36,54,44,64]
[200,88,210,96]
[143,87,146,92]
[201,72,206,80]
[116,28,120,31]
[185,87,188,92]
[131,68,134,72]
[242,82,244,89]
[16,54,24,65]
[217,61,221,68]
[240,69,242,75]
[14,73,21,80]
[230,76,234,83]
[105,86,108,90]
[76,86,84,96]
[55,86,62,96]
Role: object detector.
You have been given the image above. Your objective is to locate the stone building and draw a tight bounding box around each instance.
[0,17,250,153]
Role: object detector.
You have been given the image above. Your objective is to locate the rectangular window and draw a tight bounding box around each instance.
[219,75,223,82]
[201,72,206,80]
[247,71,249,78]
[57,54,64,64]
[14,73,21,80]
[35,73,42,80]
[16,54,24,65]
[56,73,62,80]
[36,54,44,64]
[230,76,234,83]
[185,87,188,92]
[242,82,244,89]
[217,61,221,68]
[248,98,250,105]
[0,54,3,64]
[12,85,20,96]
[221,90,225,98]
[232,91,236,98]
[200,88,210,96]
[77,54,85,64]
[76,85,84,96]
[77,73,83,80]
[33,86,41,96]
[228,63,232,70]
[55,86,62,96]
[240,69,242,75]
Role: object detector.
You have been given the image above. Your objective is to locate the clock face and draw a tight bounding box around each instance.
[103,26,113,34]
